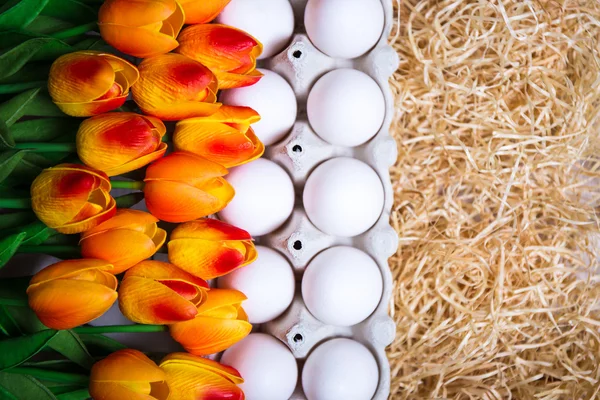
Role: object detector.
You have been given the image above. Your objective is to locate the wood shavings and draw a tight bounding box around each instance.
[388,1,600,399]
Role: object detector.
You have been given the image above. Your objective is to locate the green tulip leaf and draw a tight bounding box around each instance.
[0,88,41,126]
[0,211,36,230]
[115,192,145,208]
[20,221,55,246]
[0,372,57,400]
[5,306,47,333]
[26,15,73,35]
[55,388,90,400]
[78,333,127,356]
[0,149,29,183]
[0,305,21,337]
[0,0,52,30]
[0,277,29,305]
[11,118,79,142]
[22,91,63,117]
[0,63,51,85]
[0,118,13,149]
[42,0,97,24]
[49,385,86,396]
[0,38,72,80]
[0,329,58,370]
[0,232,27,270]
[48,331,95,370]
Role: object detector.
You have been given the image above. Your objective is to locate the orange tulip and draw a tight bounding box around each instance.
[177,24,263,89]
[169,289,251,356]
[48,51,138,117]
[173,106,264,168]
[80,210,167,274]
[89,349,168,400]
[143,152,234,223]
[178,0,230,24]
[98,0,184,58]
[26,259,118,330]
[168,218,257,280]
[118,261,209,325]
[132,54,221,121]
[76,113,168,177]
[158,353,243,400]
[31,164,116,234]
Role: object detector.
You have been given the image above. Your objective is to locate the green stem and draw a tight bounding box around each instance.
[8,367,89,385]
[161,133,171,143]
[50,22,98,39]
[110,180,145,190]
[73,324,167,334]
[0,81,46,94]
[14,142,76,152]
[0,198,31,209]
[17,245,81,258]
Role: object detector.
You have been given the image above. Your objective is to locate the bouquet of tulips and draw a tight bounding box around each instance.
[0,0,266,398]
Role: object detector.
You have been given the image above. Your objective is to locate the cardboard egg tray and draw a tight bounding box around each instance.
[257,1,399,398]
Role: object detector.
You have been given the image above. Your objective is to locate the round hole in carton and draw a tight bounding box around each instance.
[292,50,303,59]
[293,333,304,343]
[292,145,303,153]
[293,240,303,250]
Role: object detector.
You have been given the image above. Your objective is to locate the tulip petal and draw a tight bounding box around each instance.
[28,259,115,286]
[144,180,232,223]
[98,23,179,59]
[171,218,252,242]
[179,0,231,24]
[104,143,168,177]
[119,276,199,324]
[56,197,116,234]
[55,95,128,117]
[81,229,163,274]
[90,382,161,400]
[170,315,252,355]
[214,68,263,90]
[145,152,228,182]
[163,0,184,37]
[91,349,165,382]
[160,354,244,400]
[197,289,247,314]
[28,279,117,330]
[48,53,115,103]
[124,261,209,289]
[99,0,178,26]
[82,209,160,239]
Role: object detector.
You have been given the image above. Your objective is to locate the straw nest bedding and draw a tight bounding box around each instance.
[387,0,600,399]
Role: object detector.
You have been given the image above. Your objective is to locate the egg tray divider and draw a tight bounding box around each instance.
[253,1,399,398]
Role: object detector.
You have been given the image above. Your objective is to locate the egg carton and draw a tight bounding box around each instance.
[253,1,399,399]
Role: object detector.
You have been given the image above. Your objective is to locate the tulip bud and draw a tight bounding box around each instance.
[31,164,116,234]
[177,24,263,89]
[118,261,209,325]
[144,152,234,223]
[48,51,138,117]
[174,105,264,168]
[26,259,118,330]
[89,349,168,400]
[178,0,231,24]
[98,0,185,58]
[76,113,167,177]
[169,289,252,356]
[131,54,221,121]
[159,352,243,400]
[168,218,257,280]
[80,210,167,274]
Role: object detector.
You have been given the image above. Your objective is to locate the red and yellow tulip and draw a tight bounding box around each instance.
[31,164,116,234]
[178,0,231,24]
[173,106,264,168]
[118,261,209,325]
[89,349,168,400]
[132,54,221,121]
[168,218,257,280]
[26,259,118,330]
[177,24,263,89]
[76,113,167,177]
[80,210,167,274]
[169,289,251,356]
[48,51,138,117]
[159,353,244,400]
[98,0,185,58]
[143,152,234,223]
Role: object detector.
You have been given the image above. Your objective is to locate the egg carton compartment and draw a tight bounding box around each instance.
[233,0,399,399]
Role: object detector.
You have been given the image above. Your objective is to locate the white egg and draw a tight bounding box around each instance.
[308,69,385,147]
[220,158,295,236]
[218,246,295,324]
[221,69,297,146]
[305,0,384,59]
[221,333,298,400]
[302,246,382,326]
[217,0,295,59]
[303,157,384,237]
[302,338,379,400]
